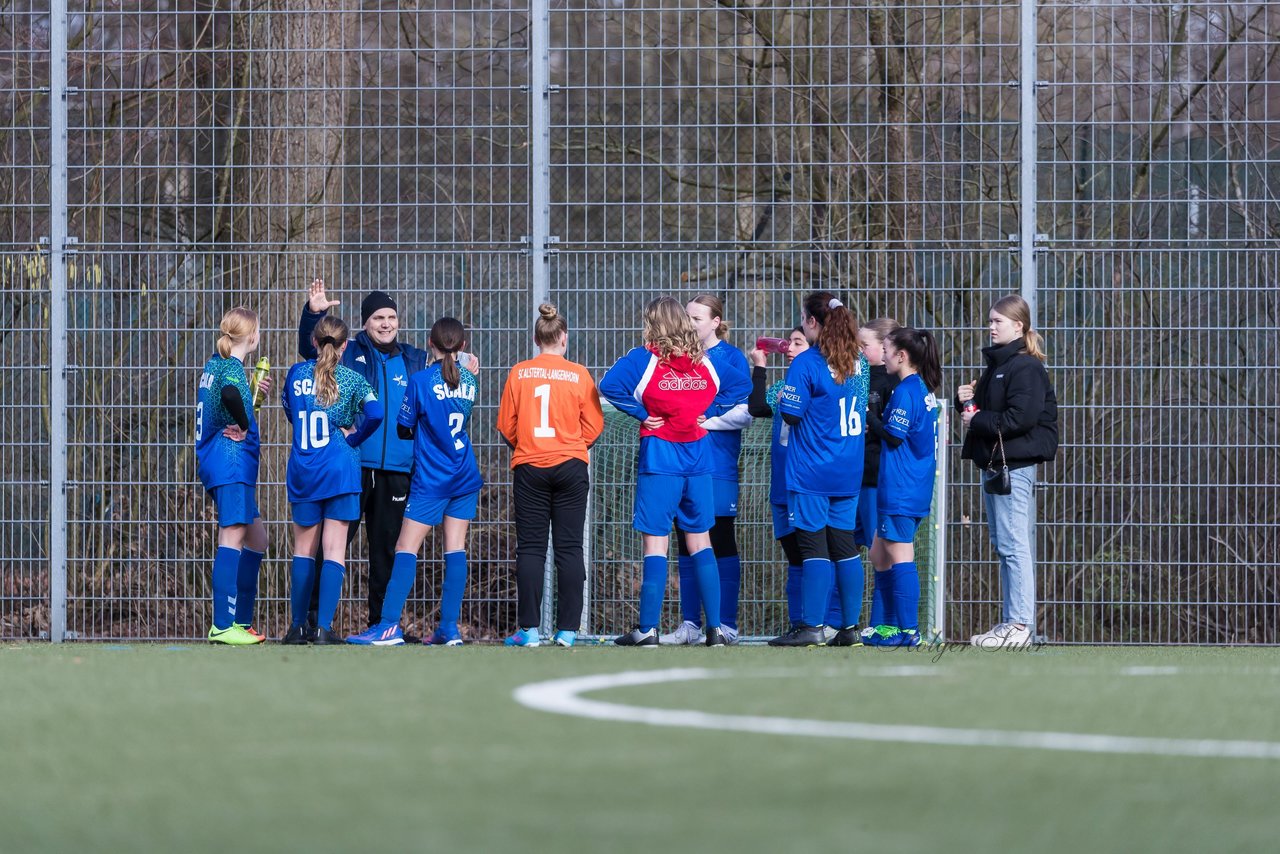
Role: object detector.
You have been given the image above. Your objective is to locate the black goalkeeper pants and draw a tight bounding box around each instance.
[513,459,589,632]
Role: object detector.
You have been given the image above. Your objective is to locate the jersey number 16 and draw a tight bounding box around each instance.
[838,396,863,438]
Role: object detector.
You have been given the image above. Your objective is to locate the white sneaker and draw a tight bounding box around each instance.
[721,625,739,646]
[659,620,705,645]
[970,623,1032,649]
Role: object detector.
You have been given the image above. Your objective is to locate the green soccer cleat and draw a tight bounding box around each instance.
[208,624,265,646]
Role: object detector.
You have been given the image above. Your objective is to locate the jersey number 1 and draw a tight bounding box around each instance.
[838,396,863,438]
[532,384,556,438]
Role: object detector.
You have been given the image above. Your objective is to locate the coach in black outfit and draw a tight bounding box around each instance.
[297,279,476,636]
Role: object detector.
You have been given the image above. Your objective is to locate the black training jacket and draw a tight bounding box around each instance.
[955,338,1059,470]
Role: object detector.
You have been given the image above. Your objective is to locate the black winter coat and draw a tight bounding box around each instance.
[862,364,900,487]
[956,339,1059,470]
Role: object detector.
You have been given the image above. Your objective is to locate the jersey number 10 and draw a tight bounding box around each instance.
[297,411,331,449]
[838,396,863,438]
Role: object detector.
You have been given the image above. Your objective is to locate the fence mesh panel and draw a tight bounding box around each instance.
[2,1,1276,642]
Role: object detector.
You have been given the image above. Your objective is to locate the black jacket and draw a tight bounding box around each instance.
[956,339,1059,470]
[862,364,900,487]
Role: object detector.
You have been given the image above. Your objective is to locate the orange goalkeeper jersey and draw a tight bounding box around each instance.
[497,353,604,469]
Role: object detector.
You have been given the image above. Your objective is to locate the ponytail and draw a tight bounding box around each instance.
[216,306,258,359]
[430,317,467,389]
[802,291,860,383]
[886,326,943,391]
[311,316,349,407]
[689,293,729,340]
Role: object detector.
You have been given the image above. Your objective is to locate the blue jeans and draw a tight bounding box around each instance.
[983,465,1036,627]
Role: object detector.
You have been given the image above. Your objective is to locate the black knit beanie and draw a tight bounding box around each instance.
[361,291,397,325]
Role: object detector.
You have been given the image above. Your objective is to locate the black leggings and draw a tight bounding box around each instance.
[513,459,590,631]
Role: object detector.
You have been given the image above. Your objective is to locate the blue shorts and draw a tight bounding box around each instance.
[711,478,739,517]
[292,493,361,527]
[787,491,857,533]
[405,490,479,526]
[634,473,714,536]
[771,502,794,540]
[212,483,259,528]
[878,513,925,544]
[854,485,878,547]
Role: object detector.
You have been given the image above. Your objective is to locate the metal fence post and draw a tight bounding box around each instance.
[1019,0,1039,322]
[932,407,949,643]
[528,0,557,637]
[48,0,70,643]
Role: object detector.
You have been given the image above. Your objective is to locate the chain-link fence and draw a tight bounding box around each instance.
[3,1,1276,643]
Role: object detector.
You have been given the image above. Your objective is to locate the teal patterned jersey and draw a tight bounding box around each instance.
[282,361,376,503]
[195,354,260,490]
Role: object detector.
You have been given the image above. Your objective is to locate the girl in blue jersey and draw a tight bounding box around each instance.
[347,317,482,646]
[856,318,903,644]
[864,326,942,648]
[195,307,270,645]
[599,296,727,647]
[747,326,810,630]
[663,294,752,645]
[767,292,869,648]
[281,316,384,645]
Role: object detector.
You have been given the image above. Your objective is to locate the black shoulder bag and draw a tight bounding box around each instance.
[984,428,1012,495]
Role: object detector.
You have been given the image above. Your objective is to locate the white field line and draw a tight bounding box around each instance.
[513,668,1280,761]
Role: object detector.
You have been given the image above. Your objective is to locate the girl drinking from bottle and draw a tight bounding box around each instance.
[767,292,868,648]
[599,296,726,647]
[195,307,270,645]
[747,326,809,631]
[662,294,752,645]
[347,317,481,646]
[864,327,942,647]
[281,316,384,645]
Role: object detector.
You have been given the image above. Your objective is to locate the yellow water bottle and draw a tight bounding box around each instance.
[251,357,270,411]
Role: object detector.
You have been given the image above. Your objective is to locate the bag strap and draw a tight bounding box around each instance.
[989,427,1007,471]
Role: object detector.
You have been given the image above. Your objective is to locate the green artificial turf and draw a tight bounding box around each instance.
[3,644,1277,853]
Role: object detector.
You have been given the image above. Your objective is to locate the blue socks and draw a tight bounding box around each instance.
[317,560,346,630]
[676,555,702,626]
[871,568,896,627]
[691,548,720,628]
[211,546,240,630]
[234,548,263,626]
[289,556,316,627]
[891,562,920,632]
[824,583,843,629]
[639,554,668,632]
[834,556,864,629]
[717,554,740,630]
[800,558,834,628]
[380,551,417,625]
[785,565,803,626]
[440,550,468,635]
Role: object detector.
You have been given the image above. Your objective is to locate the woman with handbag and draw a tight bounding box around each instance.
[956,295,1059,649]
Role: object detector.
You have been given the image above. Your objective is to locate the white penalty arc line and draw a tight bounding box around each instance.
[512,668,1280,761]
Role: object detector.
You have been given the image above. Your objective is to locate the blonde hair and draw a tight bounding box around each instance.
[689,293,729,340]
[312,315,349,407]
[534,303,568,348]
[991,294,1046,362]
[644,296,703,363]
[216,307,258,359]
[860,317,901,343]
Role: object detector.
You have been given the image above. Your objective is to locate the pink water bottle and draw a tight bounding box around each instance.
[756,336,790,354]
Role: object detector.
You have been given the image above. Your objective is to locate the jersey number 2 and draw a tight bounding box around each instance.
[448,412,465,450]
[532,384,556,438]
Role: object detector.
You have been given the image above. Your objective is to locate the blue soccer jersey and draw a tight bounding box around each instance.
[282,361,377,503]
[878,373,940,517]
[765,379,790,507]
[700,341,753,482]
[398,363,483,498]
[195,354,260,491]
[778,348,869,497]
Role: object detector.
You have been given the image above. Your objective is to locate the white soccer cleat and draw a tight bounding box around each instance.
[659,620,705,645]
[970,623,1032,649]
[821,625,838,644]
[720,624,739,646]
